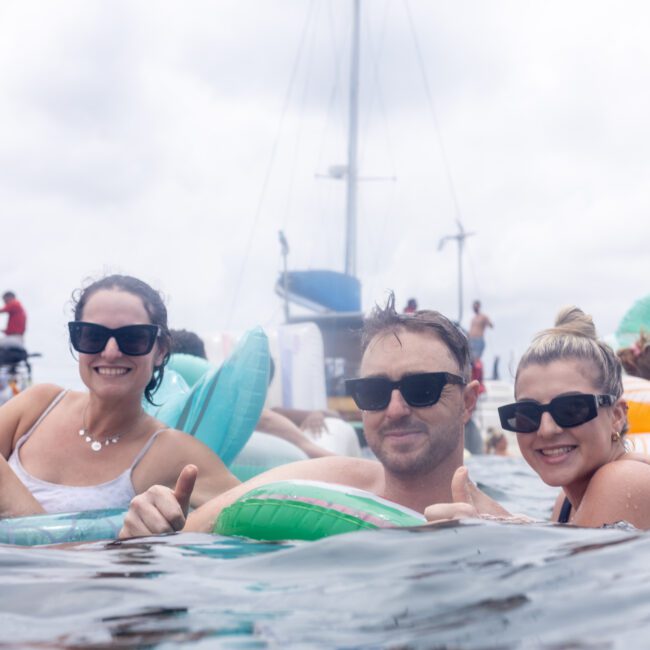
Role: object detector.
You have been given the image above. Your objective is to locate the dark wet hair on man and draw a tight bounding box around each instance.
[170,329,207,359]
[71,274,172,404]
[362,292,471,380]
[2,291,16,302]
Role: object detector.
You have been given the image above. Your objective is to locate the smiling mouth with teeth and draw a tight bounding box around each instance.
[538,446,576,456]
[95,367,130,376]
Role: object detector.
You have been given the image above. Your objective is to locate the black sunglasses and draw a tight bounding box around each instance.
[498,393,615,433]
[68,321,160,356]
[345,372,466,411]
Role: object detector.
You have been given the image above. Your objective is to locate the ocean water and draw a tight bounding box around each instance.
[0,456,648,649]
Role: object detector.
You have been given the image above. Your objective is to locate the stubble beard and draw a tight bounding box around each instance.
[368,417,461,478]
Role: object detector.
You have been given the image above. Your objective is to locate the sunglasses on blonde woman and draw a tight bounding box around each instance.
[498,393,615,433]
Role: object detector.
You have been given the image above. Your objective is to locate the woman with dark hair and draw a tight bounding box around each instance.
[0,275,239,518]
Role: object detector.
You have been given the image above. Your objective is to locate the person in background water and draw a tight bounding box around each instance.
[0,292,27,347]
[616,332,650,437]
[467,300,493,363]
[403,298,418,314]
[170,328,208,359]
[0,275,239,518]
[618,332,650,381]
[427,307,650,529]
[485,429,510,456]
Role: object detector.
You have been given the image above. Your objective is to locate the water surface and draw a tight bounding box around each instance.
[0,456,646,649]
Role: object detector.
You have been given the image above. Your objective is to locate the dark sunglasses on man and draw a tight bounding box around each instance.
[68,321,160,356]
[498,393,616,434]
[345,372,466,411]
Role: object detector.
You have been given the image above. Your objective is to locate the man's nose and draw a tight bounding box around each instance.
[385,389,411,419]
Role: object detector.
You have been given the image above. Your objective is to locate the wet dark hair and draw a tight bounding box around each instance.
[362,292,471,379]
[3,291,16,301]
[71,275,171,404]
[170,329,207,359]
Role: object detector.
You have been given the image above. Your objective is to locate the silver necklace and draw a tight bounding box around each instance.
[79,404,121,452]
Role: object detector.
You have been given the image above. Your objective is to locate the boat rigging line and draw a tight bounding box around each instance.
[226,1,316,329]
[403,0,467,229]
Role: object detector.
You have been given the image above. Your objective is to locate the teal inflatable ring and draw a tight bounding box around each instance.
[214,480,426,541]
[0,508,126,546]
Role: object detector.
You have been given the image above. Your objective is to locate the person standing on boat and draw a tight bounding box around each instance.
[119,294,507,537]
[467,300,493,362]
[0,275,239,518]
[403,298,418,314]
[0,291,27,347]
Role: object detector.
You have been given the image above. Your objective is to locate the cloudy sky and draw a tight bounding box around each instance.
[1,0,648,387]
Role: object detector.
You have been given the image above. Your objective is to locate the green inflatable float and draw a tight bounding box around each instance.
[215,480,426,541]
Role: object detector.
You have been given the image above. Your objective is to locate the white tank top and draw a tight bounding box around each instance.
[7,390,166,513]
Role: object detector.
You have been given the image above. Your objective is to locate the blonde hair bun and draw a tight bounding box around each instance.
[516,305,624,404]
[551,306,598,340]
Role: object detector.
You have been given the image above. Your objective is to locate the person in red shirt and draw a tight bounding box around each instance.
[0,292,27,346]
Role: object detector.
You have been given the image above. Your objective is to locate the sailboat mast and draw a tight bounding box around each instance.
[344,0,360,278]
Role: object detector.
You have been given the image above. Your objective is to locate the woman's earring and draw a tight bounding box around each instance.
[611,431,621,443]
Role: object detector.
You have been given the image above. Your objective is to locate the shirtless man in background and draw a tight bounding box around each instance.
[468,300,493,362]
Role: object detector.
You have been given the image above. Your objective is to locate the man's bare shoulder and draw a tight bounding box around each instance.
[185,455,383,532]
[253,456,382,489]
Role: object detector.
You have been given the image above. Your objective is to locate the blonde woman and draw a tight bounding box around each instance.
[426,307,650,529]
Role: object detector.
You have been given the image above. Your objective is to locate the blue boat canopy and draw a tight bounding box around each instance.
[276,271,361,313]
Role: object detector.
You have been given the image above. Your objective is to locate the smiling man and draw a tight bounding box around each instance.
[119,295,486,537]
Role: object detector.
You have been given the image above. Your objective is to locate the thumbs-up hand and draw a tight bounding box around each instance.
[119,465,198,539]
[172,464,198,517]
[424,466,512,524]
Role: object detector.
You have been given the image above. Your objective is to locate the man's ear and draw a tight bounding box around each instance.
[462,380,480,424]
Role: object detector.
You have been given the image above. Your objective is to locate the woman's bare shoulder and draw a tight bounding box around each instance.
[593,455,650,481]
[575,457,650,528]
[0,383,69,454]
[18,383,66,401]
[3,383,68,422]
[585,457,650,499]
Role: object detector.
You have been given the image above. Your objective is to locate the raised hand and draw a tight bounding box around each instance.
[424,466,512,524]
[118,464,198,539]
